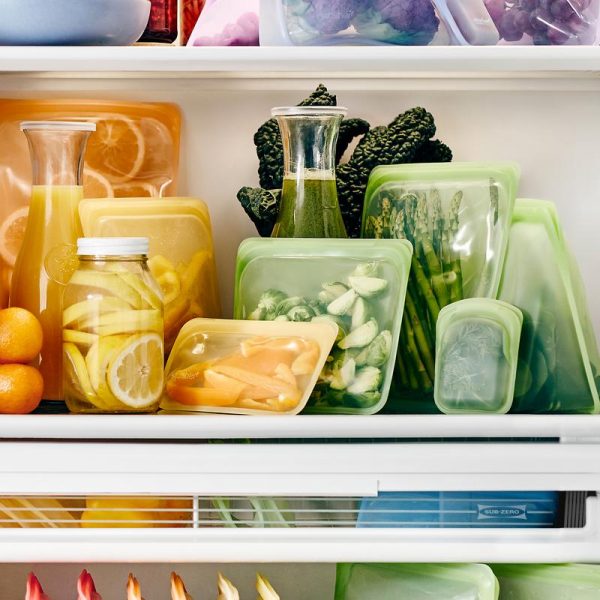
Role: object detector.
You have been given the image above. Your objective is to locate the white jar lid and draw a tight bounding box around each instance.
[77,237,149,256]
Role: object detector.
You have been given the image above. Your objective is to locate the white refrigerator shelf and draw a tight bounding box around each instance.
[0,413,598,441]
[1,46,600,77]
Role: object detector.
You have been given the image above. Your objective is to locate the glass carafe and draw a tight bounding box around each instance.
[10,121,96,401]
[271,106,347,239]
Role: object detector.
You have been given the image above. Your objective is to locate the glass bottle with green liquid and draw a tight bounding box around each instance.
[271,106,347,238]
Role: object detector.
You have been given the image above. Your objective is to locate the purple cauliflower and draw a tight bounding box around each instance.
[354,0,440,45]
[303,0,366,35]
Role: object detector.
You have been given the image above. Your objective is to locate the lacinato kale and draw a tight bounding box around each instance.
[237,85,452,238]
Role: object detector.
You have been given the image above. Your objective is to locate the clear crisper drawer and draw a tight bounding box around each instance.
[0,492,584,530]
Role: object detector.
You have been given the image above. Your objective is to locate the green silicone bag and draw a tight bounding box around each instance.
[492,564,600,599]
[335,563,499,600]
[234,238,413,414]
[362,161,519,412]
[435,298,523,414]
[498,199,600,413]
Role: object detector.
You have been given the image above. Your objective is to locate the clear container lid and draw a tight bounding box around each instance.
[77,237,149,256]
[434,298,523,415]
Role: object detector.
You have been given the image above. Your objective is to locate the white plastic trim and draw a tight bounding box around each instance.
[0,441,599,496]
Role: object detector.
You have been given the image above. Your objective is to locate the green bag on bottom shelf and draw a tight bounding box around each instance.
[498,199,600,413]
[335,563,499,600]
[492,564,600,599]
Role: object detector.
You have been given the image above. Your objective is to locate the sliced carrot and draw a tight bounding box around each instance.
[169,361,212,386]
[166,381,239,406]
[210,365,298,396]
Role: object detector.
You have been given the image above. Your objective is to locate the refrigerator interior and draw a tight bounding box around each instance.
[0,49,598,598]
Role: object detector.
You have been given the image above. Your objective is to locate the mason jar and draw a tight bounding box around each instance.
[62,237,164,413]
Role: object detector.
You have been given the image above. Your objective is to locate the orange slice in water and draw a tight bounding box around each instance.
[83,168,114,199]
[86,115,145,184]
[0,206,28,267]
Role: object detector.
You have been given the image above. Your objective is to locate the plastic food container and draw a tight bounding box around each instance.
[484,0,600,46]
[0,0,151,46]
[234,238,413,415]
[79,198,220,352]
[492,564,600,599]
[498,199,600,414]
[0,99,181,308]
[434,299,523,414]
[335,563,499,600]
[63,238,164,414]
[260,0,459,46]
[357,491,560,528]
[161,318,338,415]
[260,0,599,46]
[362,162,519,411]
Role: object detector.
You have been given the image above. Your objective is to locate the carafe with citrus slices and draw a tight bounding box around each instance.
[10,121,96,400]
[62,237,164,413]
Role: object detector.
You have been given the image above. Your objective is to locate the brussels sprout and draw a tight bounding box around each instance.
[339,318,379,350]
[351,297,371,330]
[287,304,316,322]
[318,282,348,304]
[250,289,287,320]
[327,288,358,316]
[347,366,382,395]
[276,296,306,317]
[348,276,388,298]
[329,357,356,391]
[351,262,381,278]
[307,297,324,316]
[355,330,392,368]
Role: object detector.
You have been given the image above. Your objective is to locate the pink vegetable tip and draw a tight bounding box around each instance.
[127,574,143,600]
[25,573,51,600]
[77,570,102,600]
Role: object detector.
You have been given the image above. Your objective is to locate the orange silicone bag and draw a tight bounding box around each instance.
[0,99,181,306]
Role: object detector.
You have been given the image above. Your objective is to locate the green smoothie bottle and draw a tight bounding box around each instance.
[271,106,347,239]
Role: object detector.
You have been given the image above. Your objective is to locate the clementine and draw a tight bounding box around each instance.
[0,307,43,364]
[0,364,43,414]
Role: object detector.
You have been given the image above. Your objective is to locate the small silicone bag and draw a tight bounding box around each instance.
[79,198,221,353]
[492,564,600,600]
[161,318,338,415]
[434,298,523,414]
[498,199,600,414]
[234,238,413,415]
[335,563,499,600]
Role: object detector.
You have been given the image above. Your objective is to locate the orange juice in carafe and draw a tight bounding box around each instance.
[10,122,95,400]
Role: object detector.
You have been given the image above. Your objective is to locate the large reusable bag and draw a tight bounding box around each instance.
[234,238,412,414]
[335,563,499,600]
[362,162,518,411]
[498,199,600,413]
[492,564,600,599]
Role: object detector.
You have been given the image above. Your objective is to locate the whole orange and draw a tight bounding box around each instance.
[0,307,43,364]
[0,364,44,414]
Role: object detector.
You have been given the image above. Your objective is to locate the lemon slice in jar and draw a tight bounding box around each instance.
[107,333,164,409]
[63,342,105,409]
